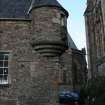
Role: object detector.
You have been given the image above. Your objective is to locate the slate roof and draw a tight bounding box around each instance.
[29,0,68,17]
[67,34,77,49]
[0,0,76,49]
[0,0,68,18]
[0,0,32,18]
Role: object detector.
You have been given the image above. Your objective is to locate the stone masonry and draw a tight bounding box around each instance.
[0,0,87,105]
[85,0,105,78]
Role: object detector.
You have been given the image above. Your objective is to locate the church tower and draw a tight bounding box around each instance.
[85,0,105,78]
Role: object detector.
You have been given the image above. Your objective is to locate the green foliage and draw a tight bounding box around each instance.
[80,76,105,105]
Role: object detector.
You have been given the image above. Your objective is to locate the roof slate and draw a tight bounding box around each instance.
[30,0,69,17]
[0,0,68,18]
[0,0,32,18]
[67,34,77,49]
[30,0,68,16]
[0,0,77,49]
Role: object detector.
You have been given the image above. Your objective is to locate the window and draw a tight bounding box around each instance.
[0,52,9,85]
[60,14,66,26]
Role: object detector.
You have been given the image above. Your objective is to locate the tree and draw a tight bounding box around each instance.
[80,76,105,105]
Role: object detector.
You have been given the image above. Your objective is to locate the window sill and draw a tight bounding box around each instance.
[0,81,9,88]
[0,83,9,88]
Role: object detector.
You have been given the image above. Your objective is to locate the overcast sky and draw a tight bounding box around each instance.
[58,0,87,50]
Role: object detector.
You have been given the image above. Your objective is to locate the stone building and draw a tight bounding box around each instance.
[0,0,87,105]
[85,0,105,78]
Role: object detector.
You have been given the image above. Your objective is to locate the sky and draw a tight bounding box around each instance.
[58,0,87,50]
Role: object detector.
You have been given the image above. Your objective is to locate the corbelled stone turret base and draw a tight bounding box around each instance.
[0,21,60,105]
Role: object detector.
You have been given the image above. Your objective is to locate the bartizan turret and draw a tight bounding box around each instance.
[29,0,69,57]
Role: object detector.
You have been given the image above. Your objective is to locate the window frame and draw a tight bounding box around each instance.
[0,51,11,86]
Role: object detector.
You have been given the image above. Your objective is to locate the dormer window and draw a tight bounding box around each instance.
[0,52,9,85]
[60,14,67,26]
